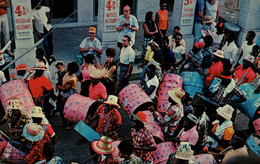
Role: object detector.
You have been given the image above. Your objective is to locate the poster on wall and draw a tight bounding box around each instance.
[180,0,197,26]
[104,0,120,32]
[11,0,33,39]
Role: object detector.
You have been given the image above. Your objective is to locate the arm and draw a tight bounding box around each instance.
[155,12,163,37]
[199,11,204,24]
[58,81,73,91]
[116,20,125,31]
[47,6,53,24]
[124,62,133,79]
[176,53,187,66]
[216,3,220,22]
[142,82,156,96]
[143,23,155,35]
[229,88,247,103]
[79,47,90,53]
[51,134,58,145]
[32,20,41,38]
[91,46,103,55]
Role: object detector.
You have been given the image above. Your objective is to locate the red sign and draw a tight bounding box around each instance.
[104,0,119,32]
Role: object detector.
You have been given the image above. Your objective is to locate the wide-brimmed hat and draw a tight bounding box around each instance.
[29,106,45,118]
[168,87,185,104]
[184,114,197,124]
[92,136,115,154]
[89,26,96,33]
[213,50,224,58]
[15,64,29,71]
[204,15,213,23]
[104,95,120,108]
[133,111,147,123]
[175,142,194,160]
[87,65,110,79]
[6,98,24,110]
[32,61,48,71]
[244,54,255,63]
[23,123,45,142]
[216,104,234,120]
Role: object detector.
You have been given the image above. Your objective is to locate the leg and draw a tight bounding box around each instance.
[43,28,52,60]
[117,64,128,94]
[194,23,203,42]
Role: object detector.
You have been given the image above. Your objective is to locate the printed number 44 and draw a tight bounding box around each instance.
[106,0,118,11]
[15,6,27,16]
[184,0,193,5]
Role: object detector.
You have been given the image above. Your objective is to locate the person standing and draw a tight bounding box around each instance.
[79,27,103,68]
[205,0,219,22]
[116,35,135,94]
[32,2,55,64]
[222,31,238,69]
[116,5,139,48]
[156,0,169,38]
[194,0,205,42]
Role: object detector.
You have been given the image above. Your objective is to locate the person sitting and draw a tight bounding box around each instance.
[140,64,159,101]
[171,33,186,73]
[153,87,185,136]
[131,111,156,163]
[159,37,176,72]
[0,98,31,141]
[201,35,214,74]
[14,64,29,80]
[205,105,235,152]
[118,139,142,164]
[186,41,205,73]
[182,92,194,117]
[233,54,255,86]
[168,26,186,50]
[171,114,199,148]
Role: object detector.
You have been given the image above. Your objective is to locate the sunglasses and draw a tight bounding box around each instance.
[123,10,130,12]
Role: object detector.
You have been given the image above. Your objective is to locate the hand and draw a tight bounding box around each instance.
[124,73,130,79]
[37,33,42,39]
[121,21,125,27]
[86,46,91,51]
[9,128,16,134]
[0,57,2,61]
[137,64,144,69]
[91,47,96,51]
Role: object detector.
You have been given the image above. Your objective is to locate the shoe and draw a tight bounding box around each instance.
[6,50,14,57]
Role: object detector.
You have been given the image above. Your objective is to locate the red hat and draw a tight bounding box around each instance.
[15,64,29,71]
[135,111,147,122]
[194,42,205,49]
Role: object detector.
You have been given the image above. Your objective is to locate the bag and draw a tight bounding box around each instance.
[60,88,77,99]
[76,52,83,65]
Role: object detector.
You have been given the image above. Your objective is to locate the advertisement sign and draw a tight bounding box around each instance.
[180,0,197,26]
[104,0,119,32]
[11,0,33,39]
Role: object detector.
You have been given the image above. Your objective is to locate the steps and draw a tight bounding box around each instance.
[129,49,143,81]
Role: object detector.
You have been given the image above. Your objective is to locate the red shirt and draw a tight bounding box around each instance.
[88,81,107,100]
[0,0,7,15]
[204,61,223,87]
[42,123,55,138]
[24,133,50,164]
[28,75,53,99]
[233,65,255,85]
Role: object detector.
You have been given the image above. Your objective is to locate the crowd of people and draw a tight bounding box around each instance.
[0,0,260,163]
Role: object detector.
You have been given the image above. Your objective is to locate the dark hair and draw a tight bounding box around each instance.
[160,0,167,6]
[83,54,95,64]
[163,36,169,44]
[174,26,181,31]
[124,4,131,10]
[36,48,45,57]
[175,32,183,39]
[55,61,63,67]
[43,142,55,158]
[123,35,131,42]
[145,11,154,23]
[253,45,260,51]
[204,35,213,47]
[118,140,134,155]
[38,58,47,65]
[227,31,235,41]
[147,64,156,73]
[106,48,116,57]
[67,62,79,74]
[248,31,256,39]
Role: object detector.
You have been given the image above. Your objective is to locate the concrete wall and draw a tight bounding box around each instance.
[136,0,160,22]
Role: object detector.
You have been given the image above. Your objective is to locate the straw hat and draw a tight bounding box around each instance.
[216,104,234,121]
[15,64,29,71]
[23,123,45,142]
[175,142,194,160]
[6,98,24,110]
[91,136,115,154]
[29,106,45,118]
[204,15,213,23]
[244,54,255,63]
[184,114,197,124]
[168,87,185,105]
[104,95,120,108]
[87,65,110,79]
[134,111,147,123]
[33,61,49,71]
[213,50,224,58]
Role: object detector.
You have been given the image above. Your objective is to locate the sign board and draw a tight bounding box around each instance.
[180,0,197,26]
[11,0,33,39]
[104,0,119,32]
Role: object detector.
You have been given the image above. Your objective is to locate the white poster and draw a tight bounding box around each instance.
[104,0,120,32]
[180,0,197,26]
[11,0,33,39]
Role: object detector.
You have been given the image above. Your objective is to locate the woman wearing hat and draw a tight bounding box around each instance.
[14,64,29,80]
[2,123,50,164]
[0,98,31,141]
[206,104,235,152]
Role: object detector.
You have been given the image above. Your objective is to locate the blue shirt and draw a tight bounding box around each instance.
[116,14,139,46]
[194,0,204,24]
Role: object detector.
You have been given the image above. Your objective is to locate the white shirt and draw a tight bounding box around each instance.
[172,44,185,63]
[32,6,52,33]
[238,41,255,65]
[169,35,186,49]
[120,46,135,65]
[206,0,219,21]
[212,32,224,50]
[79,37,102,57]
[0,71,6,85]
[145,75,159,100]
[222,41,238,65]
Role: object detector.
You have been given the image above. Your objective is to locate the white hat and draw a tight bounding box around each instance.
[87,65,110,79]
[33,61,48,71]
[23,123,45,142]
[6,98,24,110]
[175,142,194,160]
[30,106,45,118]
[168,87,185,104]
[213,50,224,58]
[244,54,255,63]
[91,136,115,154]
[104,95,120,108]
[216,104,234,121]
[204,15,213,24]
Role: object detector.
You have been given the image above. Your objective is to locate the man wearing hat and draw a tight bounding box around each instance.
[0,98,31,141]
[211,70,247,106]
[233,54,255,86]
[172,114,199,147]
[154,87,185,136]
[14,64,29,80]
[131,111,156,163]
[2,123,51,164]
[206,104,235,151]
[79,26,103,68]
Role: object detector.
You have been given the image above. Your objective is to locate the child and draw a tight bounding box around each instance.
[118,140,142,163]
